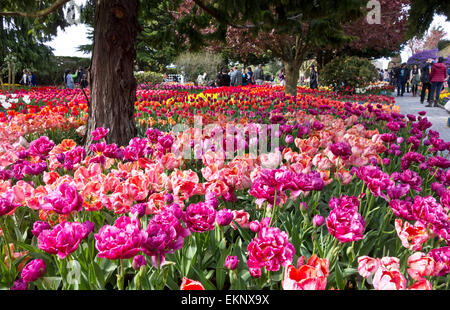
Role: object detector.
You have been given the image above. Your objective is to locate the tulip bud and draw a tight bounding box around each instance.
[215,209,233,226]
[249,221,260,233]
[346,246,355,262]
[285,135,294,144]
[132,255,147,270]
[312,215,325,227]
[299,202,308,213]
[249,267,261,278]
[163,193,174,204]
[131,203,146,218]
[225,256,239,270]
[10,278,28,290]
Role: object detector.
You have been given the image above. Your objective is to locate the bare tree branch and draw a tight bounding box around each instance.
[0,0,70,18]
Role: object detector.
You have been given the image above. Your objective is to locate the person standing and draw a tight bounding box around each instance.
[420,59,433,104]
[19,70,28,85]
[395,63,407,96]
[79,68,89,88]
[64,69,78,89]
[241,68,248,86]
[29,72,37,87]
[223,68,230,86]
[383,69,390,82]
[228,67,235,85]
[246,67,255,85]
[426,57,448,107]
[232,66,243,86]
[310,65,318,89]
[254,64,264,85]
[279,68,286,86]
[447,66,450,91]
[236,67,243,86]
[76,67,84,84]
[389,67,396,86]
[409,65,421,97]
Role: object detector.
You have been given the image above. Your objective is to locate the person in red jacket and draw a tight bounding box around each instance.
[426,57,448,107]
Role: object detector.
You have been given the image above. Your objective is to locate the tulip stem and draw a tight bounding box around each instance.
[0,218,14,279]
[269,190,278,227]
[118,259,125,290]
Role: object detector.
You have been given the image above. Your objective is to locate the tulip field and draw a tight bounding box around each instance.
[0,83,448,291]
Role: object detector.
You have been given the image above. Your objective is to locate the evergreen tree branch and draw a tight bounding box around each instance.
[0,0,71,18]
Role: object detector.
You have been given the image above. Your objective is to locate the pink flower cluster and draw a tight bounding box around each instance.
[247,219,295,276]
[38,221,93,259]
[41,182,83,214]
[142,204,190,267]
[356,165,393,199]
[183,202,216,233]
[249,168,324,207]
[390,195,449,243]
[11,259,47,290]
[358,252,446,290]
[326,195,365,243]
[282,255,329,290]
[95,216,146,260]
[91,127,110,141]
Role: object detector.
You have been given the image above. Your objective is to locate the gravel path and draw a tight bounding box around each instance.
[392,91,450,142]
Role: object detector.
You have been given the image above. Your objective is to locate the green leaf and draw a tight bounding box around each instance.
[92,262,106,288]
[165,273,179,290]
[40,277,62,290]
[334,263,345,290]
[232,220,252,241]
[343,267,358,277]
[191,266,216,290]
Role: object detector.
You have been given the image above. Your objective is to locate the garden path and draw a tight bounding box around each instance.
[392,91,450,142]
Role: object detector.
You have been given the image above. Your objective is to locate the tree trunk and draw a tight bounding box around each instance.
[85,0,139,147]
[283,60,300,97]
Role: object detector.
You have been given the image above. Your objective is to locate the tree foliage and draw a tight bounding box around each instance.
[339,0,409,59]
[320,56,378,92]
[174,51,223,83]
[175,0,371,94]
[421,26,447,50]
[406,0,450,38]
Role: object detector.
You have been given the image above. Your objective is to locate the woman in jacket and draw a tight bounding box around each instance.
[409,65,421,97]
[426,57,448,107]
[279,68,285,86]
[64,69,78,89]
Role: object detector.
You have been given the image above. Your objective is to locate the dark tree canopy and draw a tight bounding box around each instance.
[406,0,450,38]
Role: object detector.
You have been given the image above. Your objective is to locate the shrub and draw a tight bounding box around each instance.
[174,51,223,83]
[407,49,438,68]
[134,71,164,85]
[320,56,378,94]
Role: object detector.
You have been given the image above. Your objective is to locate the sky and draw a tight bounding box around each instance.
[46,5,450,68]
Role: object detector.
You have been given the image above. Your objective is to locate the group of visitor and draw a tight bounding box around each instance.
[377,68,391,83]
[64,67,88,89]
[19,70,37,87]
[212,63,318,90]
[388,58,448,108]
[213,64,269,87]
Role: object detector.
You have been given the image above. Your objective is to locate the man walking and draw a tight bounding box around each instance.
[254,64,264,85]
[395,63,407,96]
[420,58,433,104]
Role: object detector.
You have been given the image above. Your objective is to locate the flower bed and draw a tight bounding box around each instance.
[0,85,448,291]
